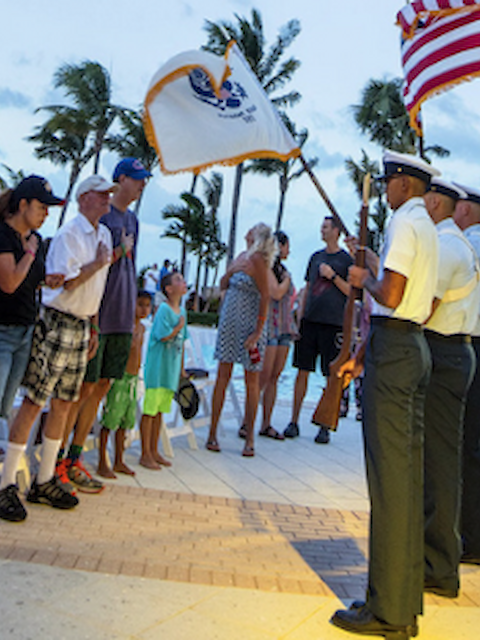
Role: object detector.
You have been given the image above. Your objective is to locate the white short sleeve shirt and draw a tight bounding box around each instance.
[426,218,480,335]
[371,197,439,323]
[463,223,480,336]
[42,214,113,319]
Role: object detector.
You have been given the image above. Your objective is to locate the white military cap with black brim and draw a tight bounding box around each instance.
[428,178,467,201]
[452,182,480,206]
[379,150,441,183]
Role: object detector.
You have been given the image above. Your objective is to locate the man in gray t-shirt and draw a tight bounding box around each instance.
[284,217,352,444]
[60,158,152,492]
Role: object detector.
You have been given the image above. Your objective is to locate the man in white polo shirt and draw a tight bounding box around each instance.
[0,175,114,522]
[453,184,480,566]
[331,151,440,639]
[423,178,478,599]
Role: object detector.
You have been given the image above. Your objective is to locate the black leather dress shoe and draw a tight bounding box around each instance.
[424,580,458,598]
[347,602,418,637]
[461,552,480,565]
[331,605,414,639]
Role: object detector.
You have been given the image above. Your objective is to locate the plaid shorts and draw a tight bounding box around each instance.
[23,306,90,407]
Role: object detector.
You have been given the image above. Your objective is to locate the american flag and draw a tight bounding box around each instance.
[398,1,480,134]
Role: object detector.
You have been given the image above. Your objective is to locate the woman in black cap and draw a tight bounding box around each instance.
[0,176,64,455]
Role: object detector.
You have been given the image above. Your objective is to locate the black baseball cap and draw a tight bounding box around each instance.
[12,175,64,208]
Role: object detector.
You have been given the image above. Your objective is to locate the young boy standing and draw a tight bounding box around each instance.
[97,290,152,478]
[139,272,188,470]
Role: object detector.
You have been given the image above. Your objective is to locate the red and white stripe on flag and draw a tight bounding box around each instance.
[398,1,480,38]
[399,1,480,134]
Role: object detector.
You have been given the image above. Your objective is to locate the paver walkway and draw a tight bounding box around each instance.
[1,482,479,612]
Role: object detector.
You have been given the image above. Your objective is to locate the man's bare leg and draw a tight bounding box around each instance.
[291,369,310,424]
[69,379,111,455]
[61,382,96,453]
[97,427,116,478]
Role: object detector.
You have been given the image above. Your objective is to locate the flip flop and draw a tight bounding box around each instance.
[259,426,285,441]
[242,446,255,457]
[238,425,247,439]
[206,440,221,453]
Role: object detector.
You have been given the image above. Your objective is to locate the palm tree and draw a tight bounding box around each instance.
[29,61,127,225]
[198,172,228,307]
[105,108,159,215]
[245,115,317,230]
[161,192,205,276]
[0,164,25,189]
[52,61,125,172]
[28,109,93,226]
[203,8,301,261]
[352,77,449,160]
[345,151,386,251]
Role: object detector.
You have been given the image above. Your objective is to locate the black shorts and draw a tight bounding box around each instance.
[84,333,133,383]
[293,319,343,376]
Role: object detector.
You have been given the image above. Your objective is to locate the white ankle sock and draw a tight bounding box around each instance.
[37,437,62,485]
[0,442,27,489]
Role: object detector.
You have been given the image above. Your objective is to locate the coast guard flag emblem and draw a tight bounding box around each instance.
[143,41,300,175]
[398,1,480,134]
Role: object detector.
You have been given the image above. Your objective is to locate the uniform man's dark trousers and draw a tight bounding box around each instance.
[424,333,475,591]
[362,322,431,627]
[462,336,480,557]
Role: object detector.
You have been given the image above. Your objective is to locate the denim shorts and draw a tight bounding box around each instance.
[267,333,292,347]
[0,324,34,418]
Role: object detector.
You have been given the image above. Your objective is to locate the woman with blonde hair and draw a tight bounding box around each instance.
[206,223,276,457]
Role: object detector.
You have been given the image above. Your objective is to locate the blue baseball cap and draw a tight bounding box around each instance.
[112,158,152,182]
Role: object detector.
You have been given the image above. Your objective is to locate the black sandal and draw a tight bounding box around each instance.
[259,426,285,440]
[238,424,247,439]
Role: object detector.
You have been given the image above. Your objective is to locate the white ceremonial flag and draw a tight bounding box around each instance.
[143,41,300,175]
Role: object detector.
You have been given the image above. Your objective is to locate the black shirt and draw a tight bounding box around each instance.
[303,248,353,325]
[0,220,45,325]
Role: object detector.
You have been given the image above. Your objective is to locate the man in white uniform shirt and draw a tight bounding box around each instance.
[423,179,478,599]
[331,151,440,640]
[453,185,480,565]
[0,176,114,522]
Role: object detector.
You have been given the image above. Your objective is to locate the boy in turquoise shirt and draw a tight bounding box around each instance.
[139,272,188,469]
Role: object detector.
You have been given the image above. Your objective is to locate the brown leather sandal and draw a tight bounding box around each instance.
[206,440,221,453]
[259,426,285,440]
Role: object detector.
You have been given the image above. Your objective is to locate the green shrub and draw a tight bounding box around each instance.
[187,311,219,327]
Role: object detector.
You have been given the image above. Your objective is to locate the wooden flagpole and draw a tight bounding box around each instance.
[299,154,351,236]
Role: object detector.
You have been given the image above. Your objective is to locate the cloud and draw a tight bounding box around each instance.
[0,88,32,110]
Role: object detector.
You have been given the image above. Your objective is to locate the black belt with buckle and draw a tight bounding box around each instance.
[371,316,422,333]
[424,329,471,344]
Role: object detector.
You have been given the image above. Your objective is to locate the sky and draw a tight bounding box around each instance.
[2,0,480,288]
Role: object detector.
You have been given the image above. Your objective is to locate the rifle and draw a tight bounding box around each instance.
[311,174,370,431]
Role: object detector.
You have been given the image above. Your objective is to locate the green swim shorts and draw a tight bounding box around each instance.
[101,372,138,431]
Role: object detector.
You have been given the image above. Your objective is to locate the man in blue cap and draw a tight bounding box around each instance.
[58,158,152,492]
[331,150,440,639]
[453,184,480,566]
